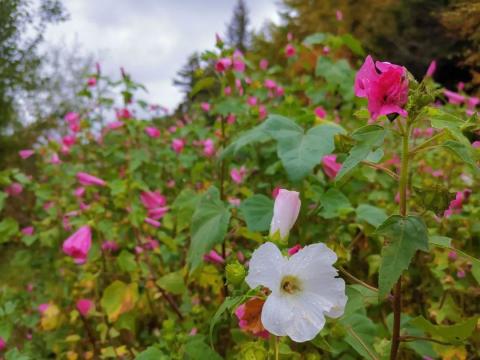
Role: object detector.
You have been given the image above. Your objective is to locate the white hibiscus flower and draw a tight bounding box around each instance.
[245,242,347,342]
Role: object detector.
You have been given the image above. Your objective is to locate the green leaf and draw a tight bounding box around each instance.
[441,140,477,168]
[427,107,470,144]
[190,77,216,98]
[377,215,429,298]
[315,57,355,97]
[341,313,378,360]
[215,98,248,116]
[340,33,365,56]
[264,115,344,181]
[336,125,386,181]
[0,191,6,211]
[356,204,388,228]
[172,189,200,233]
[239,194,274,232]
[221,123,270,159]
[0,217,19,244]
[136,346,168,360]
[409,316,479,344]
[319,188,353,219]
[209,296,244,346]
[185,335,222,360]
[101,281,138,322]
[303,32,327,46]
[156,271,186,295]
[116,250,137,273]
[187,187,231,271]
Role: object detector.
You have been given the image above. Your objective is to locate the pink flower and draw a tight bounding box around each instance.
[224,86,232,96]
[285,44,296,58]
[264,79,277,90]
[87,77,97,87]
[444,190,471,217]
[275,86,284,97]
[457,82,465,91]
[425,60,436,77]
[228,197,241,207]
[444,90,465,105]
[140,191,166,209]
[258,105,267,120]
[0,336,5,351]
[50,153,61,164]
[235,298,269,338]
[322,155,342,179]
[38,303,50,314]
[272,187,280,199]
[247,96,257,107]
[77,172,106,187]
[259,59,269,70]
[171,138,185,153]
[467,97,480,109]
[336,9,343,21]
[201,102,211,112]
[106,121,124,129]
[62,135,76,147]
[355,55,409,120]
[145,217,161,228]
[167,179,176,188]
[323,46,330,54]
[230,166,247,184]
[76,299,94,317]
[203,249,224,264]
[148,206,169,220]
[288,244,302,256]
[19,149,34,159]
[6,182,23,196]
[22,226,34,236]
[62,225,92,264]
[116,108,132,120]
[215,58,232,72]
[457,269,466,279]
[74,187,86,198]
[102,240,119,252]
[270,189,301,239]
[448,251,458,261]
[227,114,236,124]
[203,138,215,157]
[233,58,246,72]
[314,106,327,119]
[65,112,81,132]
[145,126,161,138]
[472,141,480,149]
[189,328,198,336]
[144,238,159,251]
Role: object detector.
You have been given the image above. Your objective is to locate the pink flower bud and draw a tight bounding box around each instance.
[270,189,301,239]
[116,108,132,120]
[77,172,106,187]
[87,77,97,87]
[171,138,185,154]
[5,183,23,196]
[288,244,302,256]
[285,44,296,58]
[314,106,327,119]
[336,9,343,21]
[230,166,247,184]
[259,59,268,70]
[145,126,160,138]
[444,90,465,105]
[140,191,166,209]
[203,249,224,264]
[145,217,161,228]
[22,226,34,236]
[106,121,124,130]
[425,60,436,78]
[102,240,119,252]
[19,149,34,159]
[322,155,342,180]
[0,337,6,351]
[215,58,232,72]
[201,102,211,112]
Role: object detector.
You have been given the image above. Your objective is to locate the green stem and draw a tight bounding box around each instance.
[275,336,279,360]
[409,129,445,155]
[390,123,411,360]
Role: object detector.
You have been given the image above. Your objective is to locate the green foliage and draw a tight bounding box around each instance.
[239,194,274,231]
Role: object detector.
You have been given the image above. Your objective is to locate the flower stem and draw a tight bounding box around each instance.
[390,122,410,360]
[219,115,229,298]
[275,336,279,360]
[338,266,378,293]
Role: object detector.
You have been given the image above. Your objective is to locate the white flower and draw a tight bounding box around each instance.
[270,189,301,239]
[245,242,347,342]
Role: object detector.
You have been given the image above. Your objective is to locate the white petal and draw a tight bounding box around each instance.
[284,293,326,342]
[261,293,292,336]
[304,276,347,319]
[286,243,338,279]
[245,242,286,291]
[270,189,301,239]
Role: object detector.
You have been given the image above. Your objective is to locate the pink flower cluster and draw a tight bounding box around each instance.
[215,50,246,73]
[141,191,169,227]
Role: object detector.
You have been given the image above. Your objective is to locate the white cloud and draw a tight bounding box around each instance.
[44,0,279,110]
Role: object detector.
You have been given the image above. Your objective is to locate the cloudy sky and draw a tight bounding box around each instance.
[45,0,280,111]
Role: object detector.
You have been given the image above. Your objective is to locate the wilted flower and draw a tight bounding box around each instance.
[270,189,301,240]
[235,298,269,338]
[354,55,409,120]
[322,155,342,180]
[76,299,94,317]
[145,217,161,228]
[62,225,92,264]
[77,172,106,187]
[19,149,34,159]
[145,126,160,138]
[245,242,347,342]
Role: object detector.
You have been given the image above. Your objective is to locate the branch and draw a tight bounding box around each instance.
[337,266,378,293]
[362,161,399,180]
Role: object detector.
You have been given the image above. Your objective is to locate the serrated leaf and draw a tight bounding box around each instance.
[239,194,273,232]
[187,187,231,271]
[377,215,429,298]
[336,125,386,181]
[264,115,344,181]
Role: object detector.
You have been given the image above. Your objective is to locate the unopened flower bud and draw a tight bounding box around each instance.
[226,262,246,286]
